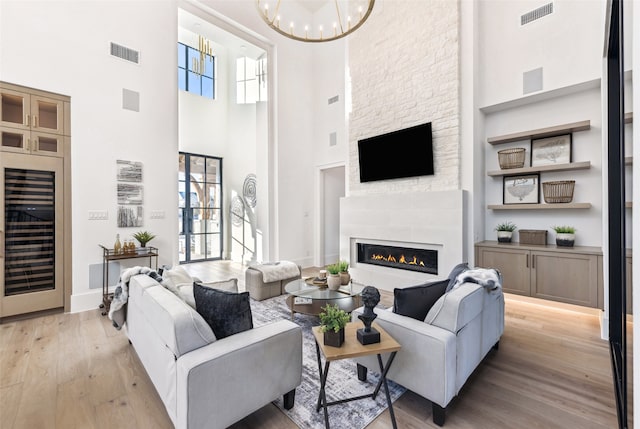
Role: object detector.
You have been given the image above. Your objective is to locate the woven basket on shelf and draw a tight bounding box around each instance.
[542,180,575,203]
[497,148,526,169]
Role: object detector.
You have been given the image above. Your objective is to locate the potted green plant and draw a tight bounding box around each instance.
[495,221,517,243]
[338,260,350,285]
[552,226,576,247]
[132,231,156,254]
[319,304,351,347]
[326,263,341,290]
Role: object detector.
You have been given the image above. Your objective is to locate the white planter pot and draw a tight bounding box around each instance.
[497,231,513,243]
[327,274,341,290]
[556,233,575,247]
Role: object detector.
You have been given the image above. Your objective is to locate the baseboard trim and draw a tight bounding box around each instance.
[70,289,104,313]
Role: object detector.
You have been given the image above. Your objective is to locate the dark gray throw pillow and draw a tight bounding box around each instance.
[446,262,469,292]
[393,279,449,321]
[193,282,253,339]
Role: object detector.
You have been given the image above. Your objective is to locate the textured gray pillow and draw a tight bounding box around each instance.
[193,283,253,340]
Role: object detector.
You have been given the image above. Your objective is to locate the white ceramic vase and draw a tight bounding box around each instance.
[327,274,341,290]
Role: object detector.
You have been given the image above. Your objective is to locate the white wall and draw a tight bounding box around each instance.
[478,0,604,107]
[178,29,230,157]
[0,0,179,311]
[322,166,345,264]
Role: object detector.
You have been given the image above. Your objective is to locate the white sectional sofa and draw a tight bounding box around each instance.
[126,274,303,429]
[352,281,504,426]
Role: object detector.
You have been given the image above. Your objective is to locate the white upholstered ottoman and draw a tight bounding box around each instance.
[245,262,301,301]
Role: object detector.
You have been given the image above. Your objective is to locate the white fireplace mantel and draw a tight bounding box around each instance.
[340,190,465,291]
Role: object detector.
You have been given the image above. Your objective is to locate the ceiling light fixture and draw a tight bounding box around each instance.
[256,0,375,43]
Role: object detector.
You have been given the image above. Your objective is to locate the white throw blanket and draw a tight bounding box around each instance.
[451,267,502,292]
[108,266,160,330]
[250,261,300,283]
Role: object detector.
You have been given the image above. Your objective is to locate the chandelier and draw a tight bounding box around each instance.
[256,0,375,43]
[193,35,213,75]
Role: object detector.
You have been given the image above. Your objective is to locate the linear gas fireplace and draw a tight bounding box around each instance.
[357,243,438,275]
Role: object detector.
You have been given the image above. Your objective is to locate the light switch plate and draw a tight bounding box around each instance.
[88,210,108,220]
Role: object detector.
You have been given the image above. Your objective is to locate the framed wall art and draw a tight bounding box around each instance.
[530,134,572,167]
[117,160,143,182]
[503,174,540,204]
[116,160,144,227]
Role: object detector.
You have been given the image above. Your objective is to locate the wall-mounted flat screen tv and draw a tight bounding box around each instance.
[358,122,434,183]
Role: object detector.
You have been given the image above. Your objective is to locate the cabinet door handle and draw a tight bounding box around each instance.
[526,254,529,268]
[532,255,535,269]
[25,114,30,127]
[34,115,38,128]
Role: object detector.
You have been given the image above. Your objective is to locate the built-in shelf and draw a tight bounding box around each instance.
[487,120,591,146]
[625,112,633,124]
[487,161,591,177]
[488,203,592,210]
[626,202,632,209]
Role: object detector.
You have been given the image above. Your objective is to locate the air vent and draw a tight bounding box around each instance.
[521,2,553,25]
[110,42,140,64]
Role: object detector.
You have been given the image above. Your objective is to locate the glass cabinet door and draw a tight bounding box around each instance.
[1,88,30,131]
[1,153,64,317]
[1,129,29,153]
[31,95,64,135]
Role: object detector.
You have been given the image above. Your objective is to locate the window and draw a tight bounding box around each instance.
[236,55,267,104]
[178,42,215,99]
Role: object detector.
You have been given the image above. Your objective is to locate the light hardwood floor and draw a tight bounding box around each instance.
[0,260,626,428]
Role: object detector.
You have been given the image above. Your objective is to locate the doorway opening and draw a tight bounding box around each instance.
[319,165,345,266]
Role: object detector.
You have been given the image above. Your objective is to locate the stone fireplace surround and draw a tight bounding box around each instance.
[340,190,464,291]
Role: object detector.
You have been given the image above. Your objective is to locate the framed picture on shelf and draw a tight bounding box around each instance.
[503,174,540,204]
[530,134,572,167]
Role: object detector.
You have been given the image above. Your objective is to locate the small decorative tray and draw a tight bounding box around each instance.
[305,277,327,287]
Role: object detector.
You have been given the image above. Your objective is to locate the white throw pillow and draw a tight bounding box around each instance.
[161,266,193,296]
[180,279,239,309]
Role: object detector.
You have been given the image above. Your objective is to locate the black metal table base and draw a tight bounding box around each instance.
[314,341,398,429]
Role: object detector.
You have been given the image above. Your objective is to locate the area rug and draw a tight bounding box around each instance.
[251,295,406,429]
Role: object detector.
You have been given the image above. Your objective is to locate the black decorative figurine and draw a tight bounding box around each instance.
[357,286,381,345]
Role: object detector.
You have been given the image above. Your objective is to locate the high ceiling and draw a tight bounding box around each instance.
[178,9,265,60]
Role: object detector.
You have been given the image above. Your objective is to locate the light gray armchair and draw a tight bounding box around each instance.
[352,282,504,426]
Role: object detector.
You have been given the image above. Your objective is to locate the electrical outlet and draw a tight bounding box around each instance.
[150,210,165,219]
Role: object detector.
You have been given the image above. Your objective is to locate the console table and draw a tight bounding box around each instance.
[312,322,401,429]
[98,245,158,315]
